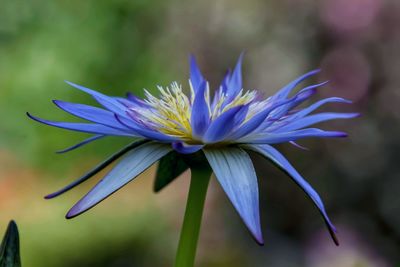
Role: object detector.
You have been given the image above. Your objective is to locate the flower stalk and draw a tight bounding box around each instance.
[174,167,211,267]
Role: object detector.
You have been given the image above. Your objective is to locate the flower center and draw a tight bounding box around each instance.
[130,82,268,142]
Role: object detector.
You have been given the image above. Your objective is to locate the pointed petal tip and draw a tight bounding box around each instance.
[44,192,58,199]
[329,227,340,246]
[254,233,264,246]
[65,206,82,219]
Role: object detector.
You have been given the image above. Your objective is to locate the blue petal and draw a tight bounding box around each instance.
[243,144,339,245]
[65,81,128,117]
[66,142,171,218]
[276,112,359,132]
[204,147,263,244]
[172,141,203,154]
[190,81,210,137]
[45,140,148,199]
[53,100,128,130]
[242,128,347,144]
[189,55,205,92]
[56,135,105,154]
[226,53,244,97]
[229,99,294,140]
[27,112,134,136]
[115,114,178,142]
[273,70,320,100]
[203,106,244,143]
[284,97,352,122]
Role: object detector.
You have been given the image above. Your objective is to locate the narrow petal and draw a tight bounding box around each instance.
[53,100,128,130]
[275,113,360,132]
[283,97,352,122]
[56,135,105,154]
[189,55,205,92]
[226,53,244,97]
[66,142,171,218]
[115,114,178,142]
[273,70,320,100]
[190,81,210,137]
[172,141,203,154]
[204,147,263,244]
[203,106,244,143]
[27,112,134,136]
[45,140,148,199]
[242,128,347,144]
[65,81,128,117]
[229,99,294,140]
[154,152,188,192]
[243,144,339,245]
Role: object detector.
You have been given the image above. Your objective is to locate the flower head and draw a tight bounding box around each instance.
[28,54,357,245]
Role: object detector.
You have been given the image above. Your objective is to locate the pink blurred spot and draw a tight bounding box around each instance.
[305,225,390,267]
[320,0,382,32]
[320,47,370,102]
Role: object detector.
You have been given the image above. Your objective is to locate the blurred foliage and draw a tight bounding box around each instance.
[0,0,400,266]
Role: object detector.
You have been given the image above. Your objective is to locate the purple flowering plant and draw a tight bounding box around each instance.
[28,54,357,266]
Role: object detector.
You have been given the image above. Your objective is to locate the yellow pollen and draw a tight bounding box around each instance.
[131,82,264,142]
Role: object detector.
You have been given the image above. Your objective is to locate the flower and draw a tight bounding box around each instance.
[27,54,357,245]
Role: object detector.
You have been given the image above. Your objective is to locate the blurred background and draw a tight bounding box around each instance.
[0,0,399,266]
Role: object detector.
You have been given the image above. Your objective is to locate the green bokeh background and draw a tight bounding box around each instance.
[0,0,399,266]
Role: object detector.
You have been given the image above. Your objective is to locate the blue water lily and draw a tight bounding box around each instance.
[28,54,357,246]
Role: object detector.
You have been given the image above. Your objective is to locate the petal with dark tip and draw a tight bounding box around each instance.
[45,140,148,199]
[66,142,171,218]
[56,135,105,154]
[27,113,134,136]
[204,147,263,245]
[243,144,339,245]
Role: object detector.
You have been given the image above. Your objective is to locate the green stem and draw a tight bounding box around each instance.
[174,167,211,267]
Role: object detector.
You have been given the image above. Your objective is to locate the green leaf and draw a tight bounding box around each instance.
[0,220,21,267]
[153,151,189,192]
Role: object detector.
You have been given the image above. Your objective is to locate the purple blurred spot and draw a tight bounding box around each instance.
[320,47,370,102]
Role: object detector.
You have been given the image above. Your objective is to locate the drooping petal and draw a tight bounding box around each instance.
[27,113,134,136]
[153,151,189,192]
[56,135,105,154]
[45,140,148,199]
[204,147,263,245]
[275,112,360,132]
[190,81,210,137]
[190,55,205,92]
[203,106,244,143]
[66,142,172,218]
[243,144,339,245]
[172,141,203,154]
[65,81,128,117]
[242,128,347,144]
[53,100,128,130]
